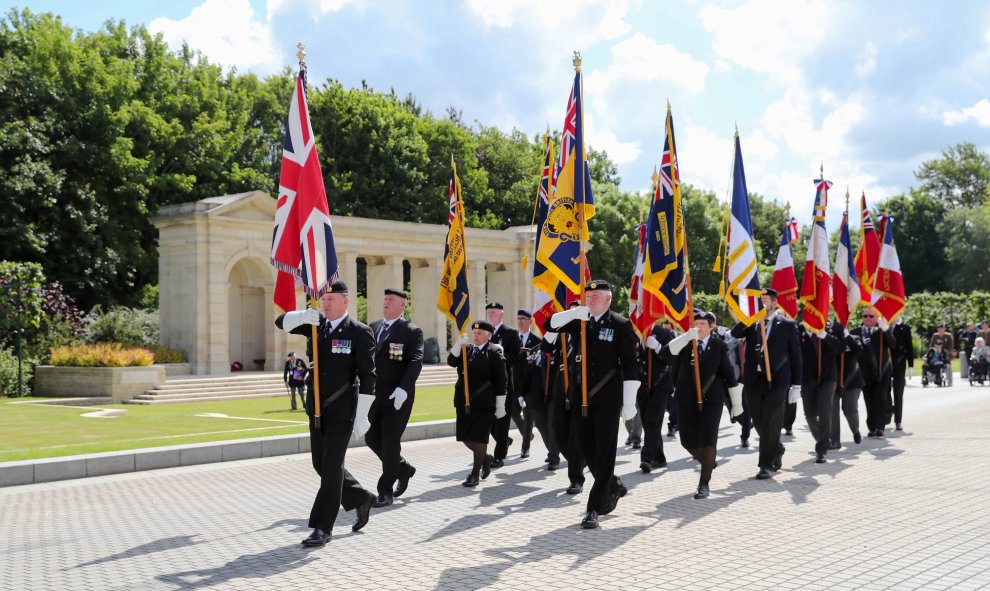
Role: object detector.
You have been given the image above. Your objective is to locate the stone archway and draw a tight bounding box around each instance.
[227,257,270,371]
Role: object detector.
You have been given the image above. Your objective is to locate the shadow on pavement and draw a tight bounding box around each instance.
[156,544,317,589]
[71,535,204,569]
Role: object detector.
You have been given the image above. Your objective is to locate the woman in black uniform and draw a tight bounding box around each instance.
[661,309,743,499]
[447,320,508,487]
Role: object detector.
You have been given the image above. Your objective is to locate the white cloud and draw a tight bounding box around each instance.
[943,99,990,127]
[464,0,635,45]
[855,41,877,76]
[699,0,832,85]
[589,32,709,97]
[150,0,281,72]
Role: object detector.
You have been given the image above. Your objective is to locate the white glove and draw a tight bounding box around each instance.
[788,385,802,404]
[716,326,728,337]
[814,329,826,339]
[728,384,744,418]
[844,328,851,338]
[495,395,507,419]
[909,367,914,379]
[517,395,526,409]
[878,317,890,331]
[550,305,590,329]
[621,381,639,420]
[646,335,661,352]
[390,387,408,410]
[544,331,558,344]
[353,393,374,437]
[668,327,699,355]
[281,308,320,332]
[449,335,470,357]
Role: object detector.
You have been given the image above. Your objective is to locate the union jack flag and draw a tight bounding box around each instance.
[271,71,338,308]
[553,86,577,188]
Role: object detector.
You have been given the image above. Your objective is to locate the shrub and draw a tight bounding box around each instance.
[147,345,186,364]
[82,306,159,347]
[0,347,32,397]
[50,343,154,367]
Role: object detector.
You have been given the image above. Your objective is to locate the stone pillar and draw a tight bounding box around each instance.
[410,257,447,352]
[487,263,514,311]
[468,258,488,324]
[337,251,359,319]
[367,255,404,324]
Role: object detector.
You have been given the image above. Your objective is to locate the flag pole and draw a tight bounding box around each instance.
[840,188,849,387]
[574,52,590,417]
[817,164,824,380]
[296,42,323,428]
[453,157,472,414]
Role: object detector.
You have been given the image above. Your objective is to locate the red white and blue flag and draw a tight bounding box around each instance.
[854,193,881,306]
[724,133,764,326]
[271,71,338,311]
[771,217,800,319]
[832,210,861,327]
[870,216,906,323]
[629,222,666,338]
[799,178,832,333]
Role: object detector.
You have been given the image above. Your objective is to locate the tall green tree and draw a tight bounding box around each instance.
[940,204,990,292]
[877,190,948,294]
[915,142,990,208]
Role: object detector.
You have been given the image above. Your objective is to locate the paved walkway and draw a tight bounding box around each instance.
[2,377,989,590]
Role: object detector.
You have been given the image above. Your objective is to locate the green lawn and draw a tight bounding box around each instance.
[0,385,454,462]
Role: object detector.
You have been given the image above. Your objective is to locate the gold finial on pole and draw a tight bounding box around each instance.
[820,162,824,179]
[296,42,307,71]
[651,166,660,192]
[845,186,850,210]
[572,51,582,70]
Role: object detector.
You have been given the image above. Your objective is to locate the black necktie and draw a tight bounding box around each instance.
[378,322,391,342]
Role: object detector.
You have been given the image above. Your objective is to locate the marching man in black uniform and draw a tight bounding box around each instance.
[448,320,508,487]
[640,320,676,472]
[275,280,376,548]
[829,320,864,448]
[661,309,743,499]
[890,318,914,431]
[730,288,802,480]
[799,322,843,463]
[366,288,424,507]
[517,309,556,466]
[852,306,895,437]
[550,280,639,529]
[541,305,586,493]
[487,302,523,467]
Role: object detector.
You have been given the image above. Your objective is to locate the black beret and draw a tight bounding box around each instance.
[937,322,946,328]
[516,309,532,318]
[693,309,716,323]
[472,320,494,332]
[761,287,778,298]
[585,279,611,292]
[485,302,504,310]
[287,351,295,357]
[384,288,407,298]
[568,300,580,309]
[327,280,349,294]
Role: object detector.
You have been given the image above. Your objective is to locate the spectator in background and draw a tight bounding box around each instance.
[929,324,955,386]
[978,321,990,352]
[959,322,978,379]
[284,352,308,411]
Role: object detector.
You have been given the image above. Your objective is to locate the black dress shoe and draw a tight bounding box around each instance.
[631,440,641,450]
[490,458,504,469]
[302,528,331,547]
[547,460,560,471]
[640,461,653,473]
[481,455,492,480]
[667,426,675,437]
[785,429,794,436]
[394,466,416,498]
[544,455,552,463]
[693,484,710,499]
[815,452,827,464]
[895,423,903,431]
[462,473,480,487]
[373,494,393,508]
[853,431,862,444]
[566,481,583,495]
[520,450,530,459]
[740,437,750,448]
[875,429,885,438]
[829,441,841,450]
[581,511,599,529]
[624,436,632,445]
[771,446,785,471]
[652,459,667,469]
[755,467,773,480]
[352,493,374,532]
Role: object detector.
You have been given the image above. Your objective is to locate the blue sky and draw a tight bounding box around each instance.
[7,0,990,230]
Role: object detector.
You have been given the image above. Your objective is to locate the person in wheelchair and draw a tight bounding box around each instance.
[970,337,990,385]
[922,342,949,386]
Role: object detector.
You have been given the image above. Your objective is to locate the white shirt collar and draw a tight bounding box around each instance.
[520,331,530,342]
[328,312,348,332]
[593,311,607,323]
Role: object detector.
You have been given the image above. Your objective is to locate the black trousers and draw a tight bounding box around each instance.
[573,403,622,514]
[745,380,788,469]
[829,387,861,444]
[512,395,534,453]
[528,395,559,462]
[665,392,678,428]
[863,372,891,432]
[364,400,415,497]
[552,391,584,485]
[639,389,670,464]
[891,359,907,424]
[801,380,836,454]
[492,393,522,460]
[784,401,798,431]
[308,418,370,533]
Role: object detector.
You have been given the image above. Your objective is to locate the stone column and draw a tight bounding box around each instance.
[366,255,404,324]
[487,263,513,311]
[337,251,359,319]
[468,258,488,324]
[410,257,447,352]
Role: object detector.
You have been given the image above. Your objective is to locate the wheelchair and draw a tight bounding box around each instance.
[921,349,948,387]
[969,355,989,386]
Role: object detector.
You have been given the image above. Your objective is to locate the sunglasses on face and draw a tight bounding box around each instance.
[863,314,876,318]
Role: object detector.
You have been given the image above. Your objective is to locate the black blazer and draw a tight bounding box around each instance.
[851,325,896,385]
[660,335,738,406]
[891,322,915,365]
[556,310,640,408]
[799,329,844,385]
[839,332,865,391]
[516,332,543,400]
[643,325,675,394]
[275,313,375,421]
[731,313,803,390]
[369,317,424,410]
[490,324,521,392]
[447,343,507,410]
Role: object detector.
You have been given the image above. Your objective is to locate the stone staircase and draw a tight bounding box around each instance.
[127,364,457,405]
